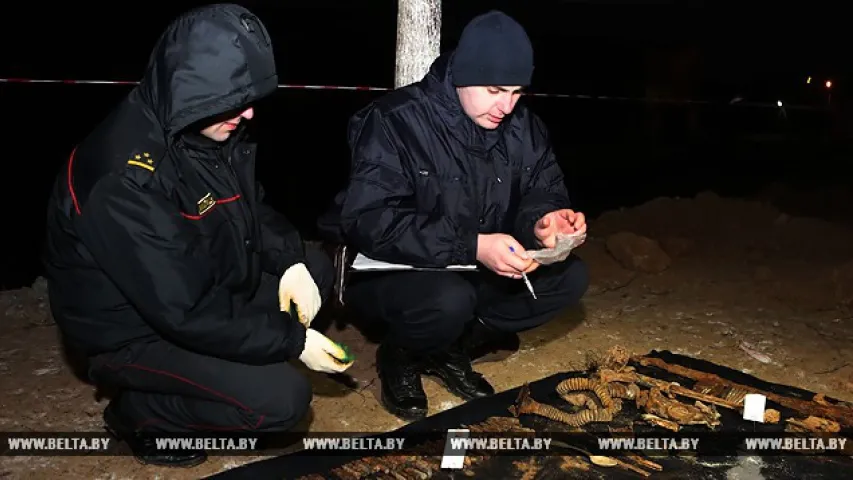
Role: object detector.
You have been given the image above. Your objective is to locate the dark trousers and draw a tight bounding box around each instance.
[344,254,589,353]
[87,246,334,433]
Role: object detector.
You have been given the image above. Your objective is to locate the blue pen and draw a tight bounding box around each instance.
[508,246,537,299]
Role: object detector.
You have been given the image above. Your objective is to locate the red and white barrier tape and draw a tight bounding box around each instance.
[0,77,689,100]
[0,77,712,103]
[0,77,822,109]
[0,77,390,91]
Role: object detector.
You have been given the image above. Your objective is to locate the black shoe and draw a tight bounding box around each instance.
[103,399,207,468]
[421,345,495,401]
[466,317,520,364]
[377,343,428,421]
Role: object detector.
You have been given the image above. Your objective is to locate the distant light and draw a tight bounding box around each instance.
[777,100,783,107]
[826,80,832,88]
[807,76,812,84]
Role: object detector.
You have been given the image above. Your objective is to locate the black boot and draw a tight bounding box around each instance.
[103,397,207,468]
[376,342,428,421]
[466,317,520,364]
[421,342,495,401]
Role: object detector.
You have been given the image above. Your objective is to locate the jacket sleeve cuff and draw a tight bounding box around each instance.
[515,213,543,251]
[452,229,479,265]
[281,313,307,359]
[275,250,306,277]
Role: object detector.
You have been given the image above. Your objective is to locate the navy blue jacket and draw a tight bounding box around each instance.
[43,4,306,364]
[319,53,571,267]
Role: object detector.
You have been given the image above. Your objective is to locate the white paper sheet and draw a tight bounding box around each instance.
[351,253,478,272]
[440,429,470,469]
[742,394,767,423]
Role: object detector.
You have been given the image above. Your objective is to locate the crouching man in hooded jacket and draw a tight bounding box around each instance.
[42,4,350,468]
[318,10,589,421]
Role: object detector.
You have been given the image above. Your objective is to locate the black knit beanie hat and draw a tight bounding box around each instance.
[451,10,534,87]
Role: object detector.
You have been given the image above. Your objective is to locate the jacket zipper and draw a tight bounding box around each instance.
[226,155,258,234]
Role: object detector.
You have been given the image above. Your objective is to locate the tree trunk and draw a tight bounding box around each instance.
[395,0,441,89]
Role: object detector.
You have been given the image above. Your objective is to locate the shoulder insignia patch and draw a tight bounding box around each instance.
[127,152,155,172]
[197,193,216,216]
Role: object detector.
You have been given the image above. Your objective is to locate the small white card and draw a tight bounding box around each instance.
[742,393,767,422]
[440,429,470,469]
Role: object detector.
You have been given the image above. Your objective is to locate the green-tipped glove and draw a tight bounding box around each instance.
[298,329,355,374]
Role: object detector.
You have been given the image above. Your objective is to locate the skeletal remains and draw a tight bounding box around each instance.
[297,347,852,479]
[509,347,727,434]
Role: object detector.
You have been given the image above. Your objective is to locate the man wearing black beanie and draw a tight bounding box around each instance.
[319,11,589,420]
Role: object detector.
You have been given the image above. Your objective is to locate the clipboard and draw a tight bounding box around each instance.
[330,245,477,307]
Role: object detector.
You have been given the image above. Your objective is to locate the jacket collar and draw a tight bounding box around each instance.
[422,52,503,155]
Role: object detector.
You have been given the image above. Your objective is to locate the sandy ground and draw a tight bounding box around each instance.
[2,189,853,479]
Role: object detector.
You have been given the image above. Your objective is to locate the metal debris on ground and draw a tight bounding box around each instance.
[292,346,853,479]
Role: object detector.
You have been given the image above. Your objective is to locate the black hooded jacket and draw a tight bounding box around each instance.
[43,4,307,364]
[318,53,571,267]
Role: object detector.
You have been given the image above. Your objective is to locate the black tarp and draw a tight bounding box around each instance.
[207,350,853,479]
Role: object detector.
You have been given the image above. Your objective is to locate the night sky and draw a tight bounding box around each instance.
[1,0,847,289]
[3,1,846,102]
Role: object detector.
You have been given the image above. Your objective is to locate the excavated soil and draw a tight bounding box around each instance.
[2,189,853,479]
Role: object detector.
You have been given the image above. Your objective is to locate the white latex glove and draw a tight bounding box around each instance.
[278,263,322,327]
[298,329,354,374]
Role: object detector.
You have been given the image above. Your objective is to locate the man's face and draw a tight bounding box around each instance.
[200,107,255,142]
[456,86,523,129]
